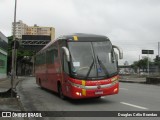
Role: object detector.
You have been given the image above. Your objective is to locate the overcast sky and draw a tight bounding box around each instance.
[0,0,160,65]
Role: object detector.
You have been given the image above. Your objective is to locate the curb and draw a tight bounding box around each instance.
[119,80,146,84]
[119,80,160,86]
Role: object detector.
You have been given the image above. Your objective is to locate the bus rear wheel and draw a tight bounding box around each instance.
[39,79,42,88]
[58,84,65,100]
[95,96,101,99]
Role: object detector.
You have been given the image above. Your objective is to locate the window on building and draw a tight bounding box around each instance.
[0,59,5,68]
[0,53,5,68]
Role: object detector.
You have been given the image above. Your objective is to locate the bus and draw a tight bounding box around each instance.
[35,33,123,99]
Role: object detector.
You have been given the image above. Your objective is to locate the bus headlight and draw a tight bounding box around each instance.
[76,92,82,96]
[114,88,118,92]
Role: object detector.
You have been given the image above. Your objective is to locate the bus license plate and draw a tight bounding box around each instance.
[95,91,103,95]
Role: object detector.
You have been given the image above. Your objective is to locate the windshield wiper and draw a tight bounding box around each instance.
[84,57,95,80]
[97,55,110,78]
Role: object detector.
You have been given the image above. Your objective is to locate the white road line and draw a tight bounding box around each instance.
[120,88,128,90]
[120,102,149,110]
[101,96,105,99]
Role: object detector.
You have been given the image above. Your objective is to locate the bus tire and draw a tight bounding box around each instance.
[39,79,41,86]
[58,83,65,100]
[95,96,101,99]
[39,79,42,88]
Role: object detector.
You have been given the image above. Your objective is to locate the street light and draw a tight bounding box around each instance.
[11,0,17,97]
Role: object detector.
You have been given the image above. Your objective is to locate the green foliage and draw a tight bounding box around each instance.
[7,36,13,57]
[154,55,160,66]
[131,57,152,72]
[7,36,34,57]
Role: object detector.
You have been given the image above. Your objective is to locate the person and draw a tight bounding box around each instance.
[8,72,11,79]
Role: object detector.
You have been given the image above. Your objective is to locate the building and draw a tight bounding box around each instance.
[12,20,28,39]
[0,31,8,79]
[12,21,55,76]
[26,24,55,40]
[12,20,55,40]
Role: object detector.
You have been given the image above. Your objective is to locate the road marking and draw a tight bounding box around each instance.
[101,96,105,99]
[120,88,128,90]
[120,102,148,110]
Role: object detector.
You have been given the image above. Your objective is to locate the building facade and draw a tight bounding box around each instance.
[0,32,8,79]
[12,20,28,39]
[12,20,55,40]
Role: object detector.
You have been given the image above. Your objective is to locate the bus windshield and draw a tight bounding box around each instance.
[68,41,118,80]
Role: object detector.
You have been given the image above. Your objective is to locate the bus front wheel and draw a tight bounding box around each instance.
[58,84,65,100]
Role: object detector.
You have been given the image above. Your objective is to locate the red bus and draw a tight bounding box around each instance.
[35,33,123,99]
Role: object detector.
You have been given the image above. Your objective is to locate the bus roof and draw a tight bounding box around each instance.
[37,33,110,54]
[58,33,110,42]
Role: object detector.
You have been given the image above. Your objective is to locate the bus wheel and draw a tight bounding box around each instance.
[58,84,65,100]
[39,79,41,86]
[95,96,101,99]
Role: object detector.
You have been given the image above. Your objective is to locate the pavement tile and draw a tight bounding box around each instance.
[0,77,21,92]
[0,98,24,120]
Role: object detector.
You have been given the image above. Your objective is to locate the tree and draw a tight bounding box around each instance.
[7,36,34,73]
[131,61,139,73]
[131,57,151,73]
[154,55,160,65]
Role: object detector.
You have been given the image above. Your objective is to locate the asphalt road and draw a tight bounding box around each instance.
[17,77,160,120]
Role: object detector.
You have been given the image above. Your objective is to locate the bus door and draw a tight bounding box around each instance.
[59,40,70,96]
[63,51,70,96]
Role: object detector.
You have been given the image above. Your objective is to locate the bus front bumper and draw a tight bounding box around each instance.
[69,82,119,99]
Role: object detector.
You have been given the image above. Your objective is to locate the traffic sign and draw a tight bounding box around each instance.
[142,50,154,54]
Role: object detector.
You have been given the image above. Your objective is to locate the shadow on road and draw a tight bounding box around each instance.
[0,88,17,98]
[67,98,114,105]
[38,87,115,105]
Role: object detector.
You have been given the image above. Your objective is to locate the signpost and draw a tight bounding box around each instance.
[142,50,154,76]
[142,50,154,54]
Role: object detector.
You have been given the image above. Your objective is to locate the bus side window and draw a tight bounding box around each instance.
[51,49,54,63]
[63,53,69,74]
[58,40,69,74]
[39,53,45,64]
[53,49,58,60]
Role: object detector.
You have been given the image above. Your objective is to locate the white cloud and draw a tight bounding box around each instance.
[0,0,160,64]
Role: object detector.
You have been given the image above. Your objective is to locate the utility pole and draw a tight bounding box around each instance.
[158,42,160,57]
[11,0,17,97]
[138,55,140,76]
[147,50,149,76]
[142,50,154,76]
[32,52,35,76]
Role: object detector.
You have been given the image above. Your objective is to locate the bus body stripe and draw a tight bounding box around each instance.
[82,80,86,86]
[73,36,78,41]
[82,89,86,96]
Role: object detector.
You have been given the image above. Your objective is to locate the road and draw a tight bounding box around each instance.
[17,77,160,120]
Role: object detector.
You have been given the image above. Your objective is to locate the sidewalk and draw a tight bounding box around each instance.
[0,77,25,120]
[119,76,146,83]
[0,77,21,92]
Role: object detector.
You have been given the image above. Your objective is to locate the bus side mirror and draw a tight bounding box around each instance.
[113,45,123,59]
[62,47,70,62]
[109,50,116,63]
